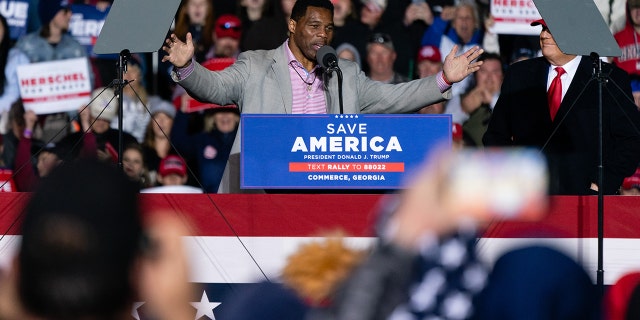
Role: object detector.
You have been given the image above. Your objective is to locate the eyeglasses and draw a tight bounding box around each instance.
[368,33,391,44]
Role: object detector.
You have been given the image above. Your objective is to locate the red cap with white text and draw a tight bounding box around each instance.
[159,155,187,177]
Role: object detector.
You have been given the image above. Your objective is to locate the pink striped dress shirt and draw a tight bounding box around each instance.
[285,41,327,114]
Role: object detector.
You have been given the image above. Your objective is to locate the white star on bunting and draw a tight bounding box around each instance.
[191,290,221,320]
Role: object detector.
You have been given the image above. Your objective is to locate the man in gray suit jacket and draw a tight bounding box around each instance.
[162,0,484,193]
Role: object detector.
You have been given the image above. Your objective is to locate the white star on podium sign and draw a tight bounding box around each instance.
[191,290,221,320]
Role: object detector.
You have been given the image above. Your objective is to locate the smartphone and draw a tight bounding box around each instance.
[104,142,119,162]
[443,148,548,221]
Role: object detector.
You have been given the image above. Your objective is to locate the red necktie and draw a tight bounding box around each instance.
[548,67,566,121]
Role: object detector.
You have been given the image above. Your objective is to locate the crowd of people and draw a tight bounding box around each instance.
[0,0,638,194]
[0,0,640,318]
[0,0,246,193]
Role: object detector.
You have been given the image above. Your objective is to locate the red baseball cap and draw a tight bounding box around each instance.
[215,14,242,40]
[417,45,442,63]
[452,123,463,141]
[159,155,187,177]
[622,175,640,190]
[622,168,640,190]
[530,19,547,28]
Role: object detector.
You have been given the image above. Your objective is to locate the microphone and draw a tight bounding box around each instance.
[317,45,344,113]
[317,45,339,70]
[590,52,603,78]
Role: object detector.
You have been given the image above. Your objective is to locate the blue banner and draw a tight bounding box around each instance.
[241,114,452,189]
[69,4,111,57]
[1,0,29,41]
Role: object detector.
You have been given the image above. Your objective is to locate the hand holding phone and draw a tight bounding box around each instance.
[384,147,548,251]
[443,148,549,221]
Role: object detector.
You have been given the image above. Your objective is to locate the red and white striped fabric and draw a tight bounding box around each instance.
[1,194,639,285]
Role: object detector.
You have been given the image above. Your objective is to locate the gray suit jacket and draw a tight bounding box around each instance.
[175,42,452,192]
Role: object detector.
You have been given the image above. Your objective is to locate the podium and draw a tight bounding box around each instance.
[240,114,452,189]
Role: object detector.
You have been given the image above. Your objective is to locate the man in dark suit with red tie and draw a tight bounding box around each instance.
[484,19,640,195]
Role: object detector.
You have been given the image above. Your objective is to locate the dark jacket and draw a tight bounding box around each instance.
[484,56,640,195]
[171,110,236,193]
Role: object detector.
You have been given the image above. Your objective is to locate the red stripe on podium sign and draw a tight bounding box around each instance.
[289,162,405,172]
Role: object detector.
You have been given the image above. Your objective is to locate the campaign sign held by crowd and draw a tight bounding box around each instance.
[489,0,541,35]
[241,114,451,189]
[17,57,91,114]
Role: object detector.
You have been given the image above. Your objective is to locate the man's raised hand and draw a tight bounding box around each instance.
[442,45,484,84]
[162,32,195,68]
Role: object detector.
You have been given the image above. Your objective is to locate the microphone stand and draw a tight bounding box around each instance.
[335,67,344,115]
[325,65,344,114]
[115,49,131,169]
[591,52,605,295]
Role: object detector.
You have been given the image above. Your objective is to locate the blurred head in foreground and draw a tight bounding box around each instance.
[281,231,366,306]
[474,245,599,320]
[218,231,365,319]
[604,271,640,320]
[19,160,142,319]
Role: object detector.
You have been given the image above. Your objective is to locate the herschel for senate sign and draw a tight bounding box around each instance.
[241,114,451,189]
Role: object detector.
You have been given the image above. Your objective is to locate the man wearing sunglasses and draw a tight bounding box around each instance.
[163,0,483,193]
